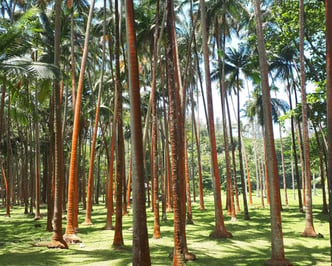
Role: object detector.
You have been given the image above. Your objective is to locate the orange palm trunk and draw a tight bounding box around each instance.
[64,0,95,243]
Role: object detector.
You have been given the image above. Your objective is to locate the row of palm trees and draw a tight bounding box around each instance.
[0,0,330,265]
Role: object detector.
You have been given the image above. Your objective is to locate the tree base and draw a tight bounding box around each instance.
[301,226,317,237]
[264,258,293,266]
[166,208,173,213]
[209,229,232,238]
[152,233,162,239]
[185,251,196,261]
[104,224,115,230]
[47,240,68,249]
[301,231,317,237]
[112,243,125,250]
[82,219,93,226]
[186,220,194,225]
[63,233,82,244]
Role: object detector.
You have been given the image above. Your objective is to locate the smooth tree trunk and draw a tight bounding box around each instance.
[64,0,95,243]
[253,0,291,264]
[287,85,303,212]
[279,123,288,207]
[112,0,124,248]
[166,0,188,263]
[125,1,151,263]
[225,94,240,214]
[48,0,68,248]
[200,0,231,239]
[83,1,106,224]
[46,99,54,232]
[325,0,332,261]
[34,94,41,220]
[6,89,11,218]
[185,140,193,224]
[313,126,328,214]
[299,0,316,238]
[151,0,161,239]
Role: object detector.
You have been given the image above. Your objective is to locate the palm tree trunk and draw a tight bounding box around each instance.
[166,0,188,263]
[325,0,332,261]
[287,85,303,212]
[242,138,253,206]
[48,0,67,248]
[112,0,124,248]
[34,93,41,220]
[192,92,205,210]
[83,7,105,223]
[6,88,11,218]
[253,0,290,264]
[126,157,132,209]
[226,94,240,214]
[46,98,54,232]
[64,0,95,243]
[313,126,328,213]
[299,0,316,237]
[184,140,193,225]
[237,81,249,219]
[279,123,288,207]
[200,0,231,239]
[125,1,151,263]
[105,107,116,230]
[151,0,161,239]
[161,77,172,213]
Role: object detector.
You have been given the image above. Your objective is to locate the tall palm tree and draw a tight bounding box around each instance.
[64,0,95,243]
[200,0,231,239]
[112,0,124,248]
[48,0,68,249]
[83,0,106,226]
[253,0,291,264]
[299,0,316,238]
[142,0,162,240]
[125,0,151,264]
[225,45,251,220]
[270,46,303,212]
[325,0,332,261]
[166,0,188,263]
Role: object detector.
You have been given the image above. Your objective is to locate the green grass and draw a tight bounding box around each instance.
[0,190,330,265]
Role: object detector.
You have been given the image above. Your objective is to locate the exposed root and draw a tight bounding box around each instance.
[63,233,82,244]
[185,252,196,261]
[47,240,68,249]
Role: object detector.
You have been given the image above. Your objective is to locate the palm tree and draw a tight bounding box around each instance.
[125,1,151,263]
[166,0,187,263]
[270,46,303,212]
[200,0,231,239]
[112,0,124,248]
[225,45,251,220]
[48,0,68,249]
[150,0,161,240]
[325,0,332,261]
[64,0,95,243]
[253,0,291,264]
[299,0,316,238]
[83,0,106,226]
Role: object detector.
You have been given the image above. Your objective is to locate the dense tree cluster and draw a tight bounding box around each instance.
[0,0,331,265]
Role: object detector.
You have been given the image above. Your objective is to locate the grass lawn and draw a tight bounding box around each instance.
[0,190,330,265]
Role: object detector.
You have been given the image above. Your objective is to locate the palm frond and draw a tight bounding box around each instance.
[0,56,60,80]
